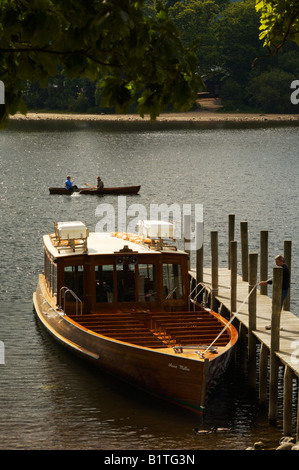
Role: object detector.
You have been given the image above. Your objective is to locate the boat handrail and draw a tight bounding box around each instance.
[188,281,211,311]
[199,283,258,357]
[165,286,178,300]
[59,286,83,315]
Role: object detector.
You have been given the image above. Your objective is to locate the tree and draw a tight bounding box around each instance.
[214,0,263,84]
[247,68,297,112]
[169,0,221,75]
[256,0,299,54]
[0,0,201,126]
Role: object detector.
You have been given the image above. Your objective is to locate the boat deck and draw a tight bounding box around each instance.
[67,310,231,353]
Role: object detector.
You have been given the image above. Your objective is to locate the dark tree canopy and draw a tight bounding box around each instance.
[0,0,201,125]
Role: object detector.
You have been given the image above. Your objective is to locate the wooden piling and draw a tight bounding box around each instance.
[248,253,258,388]
[230,241,237,313]
[196,222,203,284]
[183,214,191,270]
[283,365,294,436]
[259,343,268,407]
[269,266,283,423]
[211,231,218,311]
[228,214,235,269]
[248,253,258,331]
[239,323,247,375]
[240,221,248,282]
[260,230,268,296]
[283,240,292,311]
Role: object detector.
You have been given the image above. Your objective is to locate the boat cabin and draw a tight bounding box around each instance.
[43,221,190,315]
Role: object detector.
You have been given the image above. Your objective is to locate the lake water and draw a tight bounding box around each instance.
[0,118,298,451]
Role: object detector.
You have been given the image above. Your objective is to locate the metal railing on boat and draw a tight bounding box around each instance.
[59,286,83,315]
[188,280,211,311]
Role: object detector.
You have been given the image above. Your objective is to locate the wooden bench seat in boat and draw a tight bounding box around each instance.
[67,311,230,349]
[149,313,219,323]
[150,312,219,320]
[159,326,224,335]
[150,314,224,330]
[148,312,230,347]
[72,321,142,329]
[68,313,168,348]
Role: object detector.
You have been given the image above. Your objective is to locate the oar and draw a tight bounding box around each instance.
[84,182,97,189]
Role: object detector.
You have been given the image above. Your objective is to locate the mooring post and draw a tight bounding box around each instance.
[211,231,218,311]
[269,266,283,423]
[196,222,204,302]
[196,222,204,282]
[240,221,248,282]
[248,253,258,388]
[283,240,292,311]
[230,240,237,313]
[283,365,294,436]
[260,230,268,296]
[183,214,191,270]
[259,343,269,407]
[239,323,247,375]
[228,214,235,269]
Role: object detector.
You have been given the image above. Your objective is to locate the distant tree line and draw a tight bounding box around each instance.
[22,0,299,114]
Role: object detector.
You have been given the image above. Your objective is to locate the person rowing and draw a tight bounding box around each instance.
[97,176,104,191]
[65,175,78,191]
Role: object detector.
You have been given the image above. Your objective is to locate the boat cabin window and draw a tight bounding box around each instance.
[116,263,136,302]
[95,261,158,304]
[95,265,114,303]
[138,264,157,301]
[64,265,84,302]
[44,250,57,297]
[163,263,183,300]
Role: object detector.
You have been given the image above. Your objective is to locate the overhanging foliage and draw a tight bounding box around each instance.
[0,0,201,125]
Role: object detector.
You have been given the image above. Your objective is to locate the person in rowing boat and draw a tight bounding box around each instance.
[97,176,104,191]
[65,175,78,191]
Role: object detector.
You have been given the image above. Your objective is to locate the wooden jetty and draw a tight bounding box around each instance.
[187,214,299,439]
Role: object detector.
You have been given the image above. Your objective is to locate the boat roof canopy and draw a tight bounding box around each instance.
[44,220,185,259]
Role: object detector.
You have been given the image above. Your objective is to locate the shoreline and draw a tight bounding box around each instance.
[10,110,299,124]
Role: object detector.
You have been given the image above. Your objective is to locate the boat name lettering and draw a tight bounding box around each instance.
[168,363,190,372]
[179,365,190,371]
[168,362,177,368]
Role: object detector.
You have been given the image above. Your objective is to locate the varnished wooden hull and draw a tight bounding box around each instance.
[33,276,237,414]
[49,185,140,195]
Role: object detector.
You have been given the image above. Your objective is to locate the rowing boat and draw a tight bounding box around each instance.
[33,220,238,414]
[49,185,141,195]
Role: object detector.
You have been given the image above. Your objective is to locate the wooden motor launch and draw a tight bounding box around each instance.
[33,219,238,414]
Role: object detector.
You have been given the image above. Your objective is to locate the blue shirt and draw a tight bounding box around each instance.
[65,179,73,190]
